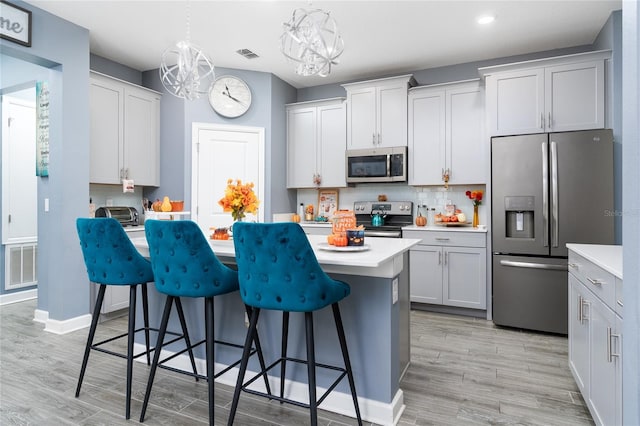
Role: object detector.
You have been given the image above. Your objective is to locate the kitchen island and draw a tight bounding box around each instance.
[131,234,419,425]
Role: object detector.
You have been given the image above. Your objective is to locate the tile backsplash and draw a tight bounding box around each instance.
[297,184,487,223]
[90,184,144,211]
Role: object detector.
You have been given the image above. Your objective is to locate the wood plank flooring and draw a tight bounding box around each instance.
[0,300,593,425]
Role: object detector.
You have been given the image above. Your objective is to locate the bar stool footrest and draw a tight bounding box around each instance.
[90,326,184,360]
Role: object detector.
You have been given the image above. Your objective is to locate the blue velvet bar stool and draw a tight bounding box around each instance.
[228,222,362,426]
[75,218,198,420]
[140,220,271,425]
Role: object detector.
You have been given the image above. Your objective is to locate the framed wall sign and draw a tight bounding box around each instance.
[36,81,49,176]
[0,1,32,47]
[317,189,338,219]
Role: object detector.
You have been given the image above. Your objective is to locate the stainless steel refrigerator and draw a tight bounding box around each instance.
[491,129,614,334]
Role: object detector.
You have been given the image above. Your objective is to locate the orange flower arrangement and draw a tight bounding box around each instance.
[218,179,259,221]
[466,190,484,206]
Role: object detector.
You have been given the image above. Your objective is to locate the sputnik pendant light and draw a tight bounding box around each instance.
[159,1,215,100]
[280,2,344,77]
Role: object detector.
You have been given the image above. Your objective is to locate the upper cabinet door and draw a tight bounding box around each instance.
[447,83,485,184]
[286,106,317,188]
[90,77,123,184]
[486,68,545,136]
[317,102,346,188]
[346,87,377,149]
[377,84,408,148]
[124,87,160,186]
[545,60,604,132]
[408,88,445,185]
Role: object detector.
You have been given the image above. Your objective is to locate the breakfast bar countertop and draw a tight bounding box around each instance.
[130,234,420,279]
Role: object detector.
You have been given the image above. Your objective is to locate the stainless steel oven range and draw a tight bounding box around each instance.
[354,201,413,238]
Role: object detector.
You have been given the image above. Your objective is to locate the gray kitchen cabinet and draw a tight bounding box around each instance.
[481,51,609,136]
[405,230,486,310]
[286,98,346,188]
[342,75,415,149]
[90,71,161,186]
[408,80,485,186]
[568,246,622,426]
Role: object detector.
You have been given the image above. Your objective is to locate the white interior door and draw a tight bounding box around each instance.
[191,123,264,237]
[2,92,37,244]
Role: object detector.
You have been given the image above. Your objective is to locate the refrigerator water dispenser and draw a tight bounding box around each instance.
[504,196,534,239]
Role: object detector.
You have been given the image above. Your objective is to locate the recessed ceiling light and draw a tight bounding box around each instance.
[477,15,495,25]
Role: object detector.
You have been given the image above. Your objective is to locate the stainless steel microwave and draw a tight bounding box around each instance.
[346,146,407,183]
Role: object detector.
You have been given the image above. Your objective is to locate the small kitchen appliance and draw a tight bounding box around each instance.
[346,146,407,183]
[354,201,413,238]
[95,206,140,227]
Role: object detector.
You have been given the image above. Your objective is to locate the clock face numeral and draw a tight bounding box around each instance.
[208,76,252,118]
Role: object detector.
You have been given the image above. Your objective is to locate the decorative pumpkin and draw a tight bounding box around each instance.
[327,234,335,245]
[333,235,348,247]
[152,199,162,212]
[292,213,301,223]
[416,213,427,226]
[160,196,172,212]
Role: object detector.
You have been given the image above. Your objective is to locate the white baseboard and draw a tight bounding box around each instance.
[43,313,92,335]
[33,309,48,324]
[0,288,37,306]
[134,343,404,425]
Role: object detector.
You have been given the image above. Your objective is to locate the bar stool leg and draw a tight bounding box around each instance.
[228,307,261,426]
[175,298,199,380]
[125,285,137,419]
[140,296,174,423]
[245,305,272,396]
[332,303,362,425]
[305,311,318,426]
[204,297,215,426]
[141,284,151,365]
[280,310,290,402]
[76,284,106,398]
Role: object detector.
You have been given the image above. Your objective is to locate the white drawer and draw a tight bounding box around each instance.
[568,251,616,310]
[403,230,486,248]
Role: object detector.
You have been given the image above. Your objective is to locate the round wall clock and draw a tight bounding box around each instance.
[208,75,252,118]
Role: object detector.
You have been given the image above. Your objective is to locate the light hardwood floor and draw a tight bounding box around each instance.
[0,299,593,425]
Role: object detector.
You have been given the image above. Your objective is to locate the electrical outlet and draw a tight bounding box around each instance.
[392,278,399,304]
[106,199,113,207]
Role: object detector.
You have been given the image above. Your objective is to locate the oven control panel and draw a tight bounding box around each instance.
[353,201,413,215]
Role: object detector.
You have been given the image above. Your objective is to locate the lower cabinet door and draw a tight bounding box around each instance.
[102,285,130,314]
[588,295,617,426]
[409,246,443,304]
[443,246,486,309]
[568,275,590,396]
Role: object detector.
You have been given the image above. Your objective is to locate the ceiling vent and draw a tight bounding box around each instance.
[236,49,259,59]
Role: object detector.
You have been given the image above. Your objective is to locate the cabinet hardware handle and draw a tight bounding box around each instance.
[438,251,442,265]
[577,295,582,322]
[444,252,448,265]
[435,237,450,241]
[581,299,590,324]
[540,112,544,129]
[607,327,621,362]
[617,300,623,307]
[542,142,549,247]
[568,263,578,269]
[378,132,381,145]
[587,277,604,286]
[548,112,552,129]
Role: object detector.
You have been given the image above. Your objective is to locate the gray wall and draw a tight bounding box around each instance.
[622,2,639,424]
[594,10,623,244]
[0,1,90,319]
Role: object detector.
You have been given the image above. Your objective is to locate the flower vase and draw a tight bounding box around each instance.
[472,205,479,228]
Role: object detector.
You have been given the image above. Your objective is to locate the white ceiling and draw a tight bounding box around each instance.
[27,0,621,89]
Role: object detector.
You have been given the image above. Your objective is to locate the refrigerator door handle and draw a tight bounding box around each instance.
[542,142,549,247]
[499,259,568,271]
[550,141,559,247]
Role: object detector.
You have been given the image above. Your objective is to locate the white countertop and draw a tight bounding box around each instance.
[567,243,622,279]
[130,234,420,279]
[403,225,488,233]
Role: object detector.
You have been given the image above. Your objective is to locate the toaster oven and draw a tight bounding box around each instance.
[95,206,139,226]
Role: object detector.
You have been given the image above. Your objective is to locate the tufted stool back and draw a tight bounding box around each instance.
[77,218,154,286]
[232,222,350,312]
[145,220,239,298]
